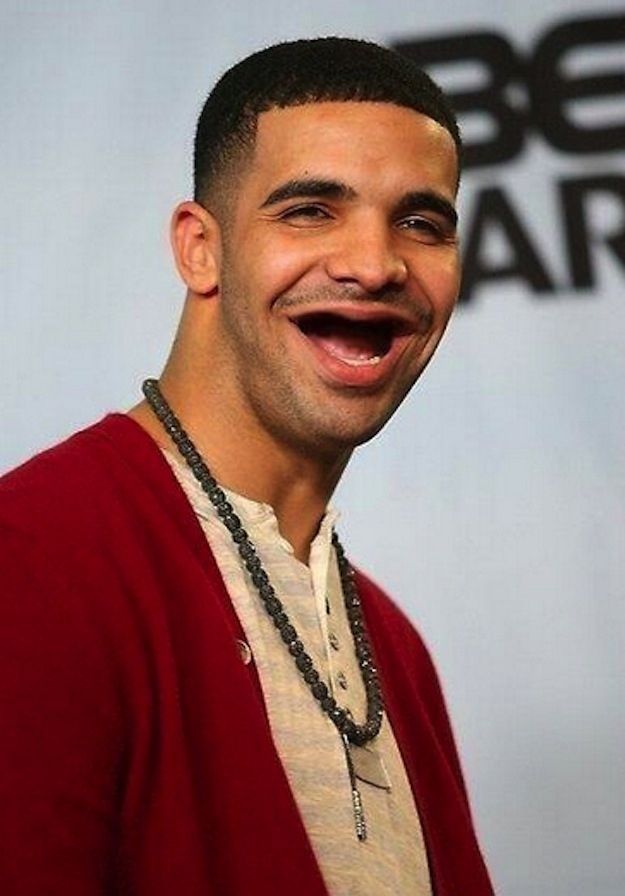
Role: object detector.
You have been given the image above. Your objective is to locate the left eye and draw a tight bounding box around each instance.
[398,216,444,240]
[279,204,331,223]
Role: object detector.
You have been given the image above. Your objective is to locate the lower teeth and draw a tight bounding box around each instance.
[338,355,381,367]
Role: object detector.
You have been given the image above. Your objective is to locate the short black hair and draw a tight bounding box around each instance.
[193,36,461,205]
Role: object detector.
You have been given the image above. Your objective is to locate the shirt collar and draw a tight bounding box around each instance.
[161,448,340,558]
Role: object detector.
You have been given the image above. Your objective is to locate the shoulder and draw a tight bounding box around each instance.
[0,413,162,547]
[0,412,183,665]
[0,411,210,624]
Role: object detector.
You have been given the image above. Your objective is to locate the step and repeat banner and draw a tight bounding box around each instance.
[2,3,623,894]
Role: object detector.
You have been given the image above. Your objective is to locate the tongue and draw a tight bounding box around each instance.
[301,317,386,361]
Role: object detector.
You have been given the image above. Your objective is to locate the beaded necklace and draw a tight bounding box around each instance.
[142,378,385,840]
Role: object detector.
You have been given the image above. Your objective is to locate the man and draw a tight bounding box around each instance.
[0,38,493,895]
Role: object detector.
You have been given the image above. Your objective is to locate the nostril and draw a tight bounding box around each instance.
[325,239,408,290]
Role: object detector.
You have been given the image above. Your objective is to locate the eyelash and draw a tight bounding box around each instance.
[398,215,445,236]
[278,204,451,241]
[279,204,330,220]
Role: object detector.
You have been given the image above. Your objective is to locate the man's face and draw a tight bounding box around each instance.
[213,101,460,457]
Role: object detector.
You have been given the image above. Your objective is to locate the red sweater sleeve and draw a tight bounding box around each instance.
[0,523,122,894]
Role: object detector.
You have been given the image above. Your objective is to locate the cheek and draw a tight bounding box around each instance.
[417,249,461,318]
[244,231,326,299]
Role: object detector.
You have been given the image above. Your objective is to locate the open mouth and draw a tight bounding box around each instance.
[291,311,406,367]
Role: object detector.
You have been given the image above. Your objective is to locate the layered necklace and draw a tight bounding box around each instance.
[142,378,385,841]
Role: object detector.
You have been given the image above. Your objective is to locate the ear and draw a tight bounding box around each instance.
[170,201,221,296]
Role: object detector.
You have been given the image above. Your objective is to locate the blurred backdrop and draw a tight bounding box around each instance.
[1,2,624,893]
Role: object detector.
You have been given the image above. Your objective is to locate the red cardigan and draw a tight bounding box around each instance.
[0,414,493,895]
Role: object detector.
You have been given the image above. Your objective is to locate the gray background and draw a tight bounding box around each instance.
[2,2,624,893]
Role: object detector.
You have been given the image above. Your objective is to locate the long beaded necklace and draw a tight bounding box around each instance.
[142,378,384,841]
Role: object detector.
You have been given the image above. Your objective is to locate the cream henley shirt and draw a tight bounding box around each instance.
[163,449,432,895]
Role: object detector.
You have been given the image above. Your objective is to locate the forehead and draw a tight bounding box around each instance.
[245,101,458,202]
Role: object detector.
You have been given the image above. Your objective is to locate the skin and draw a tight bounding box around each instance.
[129,101,460,562]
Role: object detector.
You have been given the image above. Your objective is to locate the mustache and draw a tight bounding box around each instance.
[274,286,433,331]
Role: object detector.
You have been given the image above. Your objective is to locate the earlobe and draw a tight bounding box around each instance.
[170,201,221,296]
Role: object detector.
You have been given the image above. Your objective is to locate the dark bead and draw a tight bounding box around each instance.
[211,487,226,504]
[330,707,346,727]
[265,597,283,615]
[355,643,370,661]
[187,450,201,465]
[245,556,261,573]
[363,665,377,683]
[312,681,328,700]
[216,500,233,515]
[273,612,289,628]
[295,652,312,672]
[251,568,269,588]
[280,624,297,643]
[304,668,319,684]
[343,719,357,740]
[232,529,247,543]
[364,721,379,740]
[178,439,193,457]
[320,695,337,712]
[368,701,383,721]
[288,639,304,656]
[368,687,382,705]
[223,513,241,532]
[239,544,255,561]
[351,726,368,747]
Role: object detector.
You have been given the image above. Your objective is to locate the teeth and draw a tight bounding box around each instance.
[338,355,381,367]
[320,342,382,366]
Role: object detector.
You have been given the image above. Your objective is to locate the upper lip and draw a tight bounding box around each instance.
[284,302,420,337]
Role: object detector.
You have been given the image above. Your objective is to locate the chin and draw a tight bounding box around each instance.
[302,407,396,456]
[254,377,408,458]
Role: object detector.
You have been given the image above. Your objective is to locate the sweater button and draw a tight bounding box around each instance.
[236,639,252,665]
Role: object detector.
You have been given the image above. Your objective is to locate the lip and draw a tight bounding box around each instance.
[284,302,418,389]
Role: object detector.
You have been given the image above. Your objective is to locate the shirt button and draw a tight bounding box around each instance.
[236,639,252,665]
[337,671,348,690]
[329,632,340,651]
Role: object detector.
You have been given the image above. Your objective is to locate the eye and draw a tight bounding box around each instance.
[278,204,332,226]
[397,214,454,245]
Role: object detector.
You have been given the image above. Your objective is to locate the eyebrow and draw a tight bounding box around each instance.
[260,177,457,230]
[395,190,458,230]
[260,178,357,208]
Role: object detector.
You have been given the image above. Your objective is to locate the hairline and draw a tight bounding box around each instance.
[198,98,461,220]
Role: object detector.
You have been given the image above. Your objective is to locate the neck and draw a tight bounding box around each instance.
[127,372,350,565]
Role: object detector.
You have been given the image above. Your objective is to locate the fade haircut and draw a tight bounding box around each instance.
[193,36,461,208]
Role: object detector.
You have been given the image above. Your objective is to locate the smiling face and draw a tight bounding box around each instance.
[210,101,460,457]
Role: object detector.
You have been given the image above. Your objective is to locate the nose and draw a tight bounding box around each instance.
[324,217,408,294]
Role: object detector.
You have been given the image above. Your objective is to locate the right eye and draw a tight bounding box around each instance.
[278,204,333,226]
